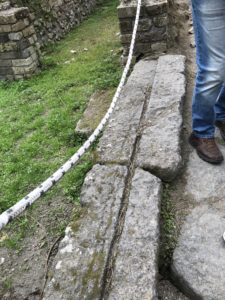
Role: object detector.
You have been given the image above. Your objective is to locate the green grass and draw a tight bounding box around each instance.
[0,0,121,214]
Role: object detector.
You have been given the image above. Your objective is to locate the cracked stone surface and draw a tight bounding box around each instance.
[42,55,187,299]
[43,164,127,300]
[185,147,225,203]
[108,168,162,300]
[97,59,157,165]
[172,205,225,300]
[136,55,186,181]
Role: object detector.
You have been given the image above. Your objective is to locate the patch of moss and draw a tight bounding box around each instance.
[81,251,105,299]
[159,183,177,274]
[70,204,88,233]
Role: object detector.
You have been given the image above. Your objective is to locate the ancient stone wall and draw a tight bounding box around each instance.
[118,0,168,58]
[0,1,40,80]
[0,0,97,80]
[10,0,97,45]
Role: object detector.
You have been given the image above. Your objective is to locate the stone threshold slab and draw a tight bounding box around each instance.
[43,164,127,300]
[136,54,186,182]
[43,165,162,300]
[108,168,162,300]
[97,59,157,165]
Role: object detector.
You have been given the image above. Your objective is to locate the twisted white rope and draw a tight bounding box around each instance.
[0,0,142,230]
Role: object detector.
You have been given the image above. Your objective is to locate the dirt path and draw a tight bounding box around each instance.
[0,189,75,300]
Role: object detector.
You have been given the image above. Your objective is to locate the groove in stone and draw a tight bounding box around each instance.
[100,82,154,299]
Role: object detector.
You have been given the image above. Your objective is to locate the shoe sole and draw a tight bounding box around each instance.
[189,136,224,165]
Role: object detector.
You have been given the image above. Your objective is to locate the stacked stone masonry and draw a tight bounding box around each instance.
[10,0,97,46]
[0,2,40,80]
[118,0,168,58]
[43,55,186,299]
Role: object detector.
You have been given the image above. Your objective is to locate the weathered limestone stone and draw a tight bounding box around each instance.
[0,4,40,80]
[0,1,10,11]
[136,55,186,181]
[43,164,127,300]
[97,59,157,165]
[151,41,167,52]
[185,147,225,203]
[108,168,162,300]
[118,0,169,57]
[75,90,114,135]
[158,279,190,300]
[8,31,23,41]
[172,205,225,300]
[9,0,97,46]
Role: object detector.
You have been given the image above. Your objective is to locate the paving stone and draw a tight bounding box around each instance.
[75,90,113,135]
[97,59,157,165]
[43,164,127,300]
[109,168,162,300]
[172,205,225,300]
[136,55,186,181]
[158,279,190,300]
[185,147,225,203]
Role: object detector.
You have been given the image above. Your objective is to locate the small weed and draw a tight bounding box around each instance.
[1,277,13,293]
[0,216,32,251]
[40,56,58,70]
[159,183,177,274]
[65,132,88,147]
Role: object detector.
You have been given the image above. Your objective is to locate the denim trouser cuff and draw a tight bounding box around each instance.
[193,132,214,139]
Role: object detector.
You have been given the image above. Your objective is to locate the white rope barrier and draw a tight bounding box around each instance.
[0,0,142,230]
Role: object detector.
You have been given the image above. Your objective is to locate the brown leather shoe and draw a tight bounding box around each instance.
[215,120,225,140]
[189,132,223,164]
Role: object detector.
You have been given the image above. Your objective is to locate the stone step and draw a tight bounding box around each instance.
[43,165,162,299]
[43,164,128,300]
[97,59,157,165]
[136,54,186,181]
[172,205,225,300]
[171,147,225,299]
[108,168,162,300]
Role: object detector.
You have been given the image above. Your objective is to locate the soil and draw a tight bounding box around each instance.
[0,189,74,300]
[0,0,196,299]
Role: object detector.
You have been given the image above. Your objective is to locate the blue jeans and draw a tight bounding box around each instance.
[191,0,225,138]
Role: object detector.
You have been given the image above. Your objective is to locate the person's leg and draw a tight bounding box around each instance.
[191,0,225,138]
[215,83,225,120]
